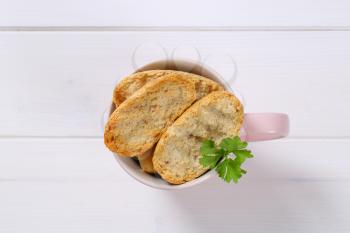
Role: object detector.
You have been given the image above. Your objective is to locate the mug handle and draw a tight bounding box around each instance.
[240,113,289,142]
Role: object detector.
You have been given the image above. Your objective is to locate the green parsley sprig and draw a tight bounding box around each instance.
[199,136,253,183]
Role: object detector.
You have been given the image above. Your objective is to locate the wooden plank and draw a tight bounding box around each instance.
[0,139,349,233]
[1,0,350,27]
[0,32,349,137]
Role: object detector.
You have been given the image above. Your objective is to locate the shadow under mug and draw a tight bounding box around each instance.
[107,59,289,190]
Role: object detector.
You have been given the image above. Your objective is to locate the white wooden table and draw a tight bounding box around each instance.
[1,1,350,232]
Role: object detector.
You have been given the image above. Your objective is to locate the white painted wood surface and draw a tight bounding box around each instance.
[1,0,350,27]
[1,32,350,137]
[1,139,350,233]
[1,1,350,233]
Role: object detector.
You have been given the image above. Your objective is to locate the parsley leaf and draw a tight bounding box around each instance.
[233,149,253,159]
[200,139,216,155]
[220,136,247,152]
[199,136,254,184]
[216,158,242,183]
[199,139,224,169]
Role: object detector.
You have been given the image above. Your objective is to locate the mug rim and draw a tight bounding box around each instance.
[108,59,236,190]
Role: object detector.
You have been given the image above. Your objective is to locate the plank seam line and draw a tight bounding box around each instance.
[1,26,350,32]
[0,136,349,140]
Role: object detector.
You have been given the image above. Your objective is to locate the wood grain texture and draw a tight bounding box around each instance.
[1,0,350,27]
[1,4,350,231]
[0,32,349,137]
[0,139,349,233]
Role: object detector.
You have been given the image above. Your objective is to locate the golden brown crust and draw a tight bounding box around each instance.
[153,91,244,184]
[104,74,196,156]
[113,70,223,106]
[112,69,223,171]
[113,70,173,106]
[138,147,156,173]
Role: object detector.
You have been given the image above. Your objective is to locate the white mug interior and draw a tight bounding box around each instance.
[109,59,236,190]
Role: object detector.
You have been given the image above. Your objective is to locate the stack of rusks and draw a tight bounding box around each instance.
[104,70,244,184]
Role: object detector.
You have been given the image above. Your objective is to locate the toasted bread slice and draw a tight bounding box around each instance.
[104,74,196,156]
[153,91,244,184]
[113,70,223,171]
[138,147,155,173]
[113,70,223,106]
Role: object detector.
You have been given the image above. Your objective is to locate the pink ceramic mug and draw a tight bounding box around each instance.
[106,59,289,190]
